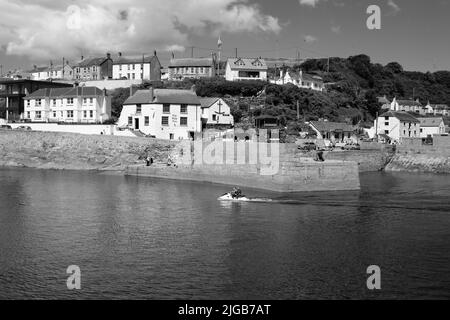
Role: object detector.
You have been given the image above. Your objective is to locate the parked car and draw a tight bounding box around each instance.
[298,142,317,151]
[0,125,12,130]
[344,143,361,150]
[15,126,32,131]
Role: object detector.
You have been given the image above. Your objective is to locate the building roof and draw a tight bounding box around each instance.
[429,104,450,110]
[378,96,390,104]
[24,86,105,99]
[124,89,201,105]
[113,55,159,65]
[302,73,323,83]
[396,99,422,107]
[380,111,421,123]
[169,58,214,68]
[77,57,110,68]
[310,121,355,133]
[199,97,220,109]
[227,58,268,71]
[418,117,444,127]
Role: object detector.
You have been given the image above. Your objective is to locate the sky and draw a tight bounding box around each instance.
[0,0,449,73]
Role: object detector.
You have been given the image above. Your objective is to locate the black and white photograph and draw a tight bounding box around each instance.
[0,0,449,307]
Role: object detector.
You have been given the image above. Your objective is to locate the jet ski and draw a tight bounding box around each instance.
[218,193,250,201]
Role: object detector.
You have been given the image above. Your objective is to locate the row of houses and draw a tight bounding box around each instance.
[379,96,450,117]
[26,52,162,82]
[12,53,324,92]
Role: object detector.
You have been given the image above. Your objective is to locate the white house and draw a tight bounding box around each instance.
[23,86,111,123]
[112,52,161,81]
[375,111,421,142]
[118,87,202,140]
[308,121,356,143]
[270,70,324,92]
[30,64,74,81]
[225,58,268,82]
[418,117,446,138]
[423,103,450,116]
[199,98,234,128]
[390,98,426,114]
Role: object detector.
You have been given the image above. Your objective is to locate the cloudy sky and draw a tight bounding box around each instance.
[0,0,449,72]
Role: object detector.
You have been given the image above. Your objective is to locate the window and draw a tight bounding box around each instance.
[136,104,142,114]
[180,104,187,114]
[90,98,93,104]
[385,122,389,126]
[162,116,169,126]
[67,110,74,118]
[163,104,170,114]
[67,98,74,105]
[27,111,30,118]
[145,116,149,126]
[128,117,133,125]
[53,111,56,118]
[27,100,30,107]
[83,98,87,104]
[384,130,389,134]
[180,117,188,126]
[90,110,94,118]
[36,111,41,119]
[37,99,42,106]
[52,99,57,106]
[83,111,87,118]
[212,114,217,121]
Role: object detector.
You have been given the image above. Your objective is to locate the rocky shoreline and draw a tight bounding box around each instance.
[0,131,176,171]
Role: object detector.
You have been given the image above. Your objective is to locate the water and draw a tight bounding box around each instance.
[0,168,449,300]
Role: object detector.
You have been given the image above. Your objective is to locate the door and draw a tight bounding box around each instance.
[135,118,140,130]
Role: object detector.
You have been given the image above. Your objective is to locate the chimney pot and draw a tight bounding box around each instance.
[106,53,111,59]
[118,52,122,57]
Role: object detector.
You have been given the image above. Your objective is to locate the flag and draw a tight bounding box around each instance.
[217,36,223,50]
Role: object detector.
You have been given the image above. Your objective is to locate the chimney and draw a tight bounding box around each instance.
[81,55,84,61]
[149,86,154,102]
[118,52,122,57]
[154,50,157,56]
[106,52,111,59]
[130,85,138,97]
[33,65,37,70]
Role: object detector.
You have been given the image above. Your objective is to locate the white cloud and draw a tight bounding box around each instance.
[0,0,281,61]
[387,0,401,15]
[304,35,318,43]
[331,26,341,34]
[299,0,321,7]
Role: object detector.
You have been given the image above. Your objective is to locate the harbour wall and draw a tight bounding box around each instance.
[126,142,361,192]
[386,136,450,173]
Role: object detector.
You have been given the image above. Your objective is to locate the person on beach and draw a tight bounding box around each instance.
[146,156,153,167]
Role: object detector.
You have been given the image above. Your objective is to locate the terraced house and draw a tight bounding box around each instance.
[168,57,216,80]
[23,86,111,123]
[74,54,113,81]
[113,51,161,81]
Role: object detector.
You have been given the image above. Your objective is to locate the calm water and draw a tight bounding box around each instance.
[0,168,449,300]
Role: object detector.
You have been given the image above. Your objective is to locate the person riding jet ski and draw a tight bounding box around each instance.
[230,187,243,199]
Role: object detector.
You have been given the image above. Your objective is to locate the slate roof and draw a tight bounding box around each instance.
[429,104,450,110]
[169,58,214,68]
[227,58,268,71]
[396,100,422,107]
[418,117,444,127]
[114,55,159,65]
[124,89,201,105]
[380,111,421,123]
[200,97,220,109]
[77,57,110,68]
[24,87,105,99]
[310,121,355,133]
